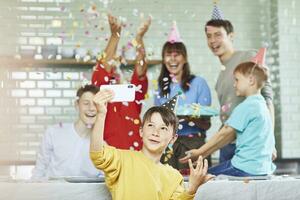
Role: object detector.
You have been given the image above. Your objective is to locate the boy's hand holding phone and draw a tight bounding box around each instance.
[93,90,115,115]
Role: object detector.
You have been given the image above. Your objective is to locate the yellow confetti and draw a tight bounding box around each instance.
[131,39,138,47]
[139,60,144,66]
[73,21,79,28]
[133,119,140,125]
[144,93,149,99]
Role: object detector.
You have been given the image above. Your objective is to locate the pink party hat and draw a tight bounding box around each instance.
[251,48,266,66]
[167,21,182,43]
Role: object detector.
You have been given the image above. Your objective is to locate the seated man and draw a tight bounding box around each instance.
[31,84,103,180]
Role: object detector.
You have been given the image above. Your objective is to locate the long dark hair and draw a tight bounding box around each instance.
[158,42,195,97]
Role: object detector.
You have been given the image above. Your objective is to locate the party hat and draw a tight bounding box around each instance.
[211,2,224,20]
[161,93,180,112]
[251,48,266,66]
[167,21,182,43]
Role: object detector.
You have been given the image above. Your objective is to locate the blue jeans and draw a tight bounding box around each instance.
[208,160,254,177]
[219,143,236,163]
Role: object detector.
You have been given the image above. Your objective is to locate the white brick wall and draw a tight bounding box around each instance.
[0,66,92,162]
[278,0,300,158]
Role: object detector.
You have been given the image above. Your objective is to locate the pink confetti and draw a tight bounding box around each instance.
[221,103,231,112]
[128,131,133,136]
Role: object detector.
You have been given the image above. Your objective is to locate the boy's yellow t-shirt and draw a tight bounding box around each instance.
[90,146,194,200]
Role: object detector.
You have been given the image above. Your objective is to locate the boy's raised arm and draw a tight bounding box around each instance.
[90,90,114,152]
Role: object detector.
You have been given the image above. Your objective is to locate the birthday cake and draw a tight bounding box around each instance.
[175,104,219,117]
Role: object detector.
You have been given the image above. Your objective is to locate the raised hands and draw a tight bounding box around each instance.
[108,14,121,38]
[136,17,151,41]
[135,17,151,79]
[90,89,114,152]
[187,156,214,195]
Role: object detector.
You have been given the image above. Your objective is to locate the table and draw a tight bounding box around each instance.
[1,177,300,200]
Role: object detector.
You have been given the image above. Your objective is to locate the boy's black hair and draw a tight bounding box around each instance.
[205,19,234,34]
[142,106,179,135]
[76,84,100,99]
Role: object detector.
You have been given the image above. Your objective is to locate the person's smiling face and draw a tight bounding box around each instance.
[206,25,233,58]
[76,92,97,126]
[140,112,175,154]
[163,51,186,77]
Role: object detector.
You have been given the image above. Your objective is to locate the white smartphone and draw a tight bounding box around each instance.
[100,84,136,102]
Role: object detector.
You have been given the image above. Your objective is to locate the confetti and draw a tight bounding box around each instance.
[133,141,139,147]
[144,93,149,99]
[221,103,231,112]
[135,84,142,93]
[128,131,133,136]
[131,39,138,47]
[135,100,144,105]
[125,116,131,120]
[139,60,144,66]
[133,119,140,125]
[221,115,228,121]
[188,121,195,127]
[99,64,105,69]
[132,9,139,16]
[114,106,117,112]
[104,76,109,82]
[178,124,183,130]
